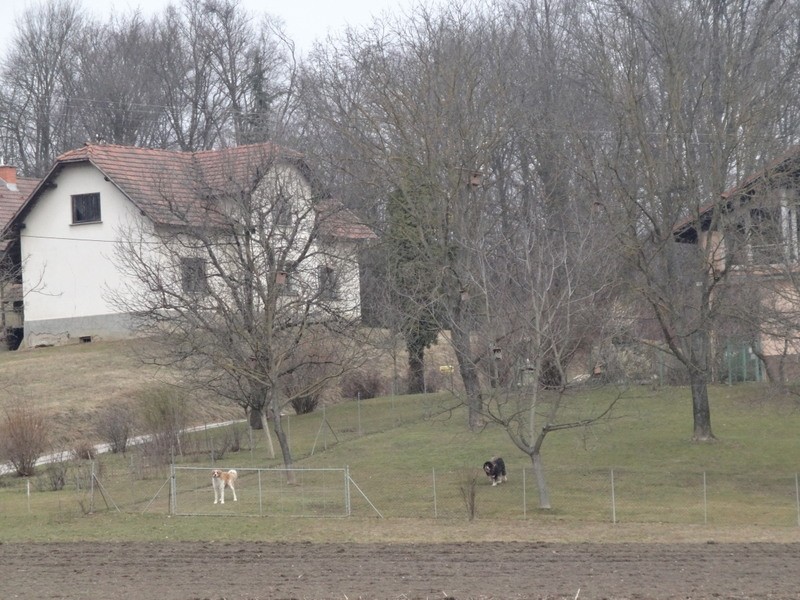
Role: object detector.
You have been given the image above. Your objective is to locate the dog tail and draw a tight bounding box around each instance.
[230,469,238,480]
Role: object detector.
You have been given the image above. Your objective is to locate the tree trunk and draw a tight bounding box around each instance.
[249,407,262,429]
[257,410,276,459]
[269,408,295,484]
[450,326,483,430]
[753,343,780,385]
[689,370,715,441]
[407,343,426,394]
[530,426,551,509]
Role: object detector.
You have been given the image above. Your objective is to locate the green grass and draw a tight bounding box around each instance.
[2,378,800,543]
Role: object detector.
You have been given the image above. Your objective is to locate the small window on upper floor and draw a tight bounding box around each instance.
[277,265,297,296]
[319,265,339,300]
[72,193,101,224]
[181,257,208,295]
[274,191,293,227]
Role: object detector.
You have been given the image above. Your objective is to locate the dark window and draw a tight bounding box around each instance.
[319,265,339,300]
[181,257,208,295]
[277,266,296,296]
[275,191,293,227]
[71,193,101,223]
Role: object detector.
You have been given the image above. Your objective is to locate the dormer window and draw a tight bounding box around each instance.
[275,190,293,227]
[181,257,208,295]
[72,193,101,224]
[319,265,339,300]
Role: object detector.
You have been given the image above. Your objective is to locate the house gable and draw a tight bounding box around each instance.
[0,166,37,349]
[19,161,151,346]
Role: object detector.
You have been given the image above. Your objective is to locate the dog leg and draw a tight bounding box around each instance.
[231,485,237,502]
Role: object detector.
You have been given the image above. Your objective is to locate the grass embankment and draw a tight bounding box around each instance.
[1,341,800,543]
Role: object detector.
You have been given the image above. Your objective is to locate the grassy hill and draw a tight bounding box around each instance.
[2,340,800,543]
[0,339,240,442]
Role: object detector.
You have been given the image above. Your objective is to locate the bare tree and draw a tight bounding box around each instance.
[300,4,517,428]
[473,180,621,507]
[108,144,372,472]
[149,0,298,151]
[576,0,800,440]
[1,0,84,176]
[70,13,165,147]
[0,405,49,477]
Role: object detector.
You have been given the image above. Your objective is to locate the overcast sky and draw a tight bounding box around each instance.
[1,0,426,57]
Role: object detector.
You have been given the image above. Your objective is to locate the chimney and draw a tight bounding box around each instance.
[0,164,18,190]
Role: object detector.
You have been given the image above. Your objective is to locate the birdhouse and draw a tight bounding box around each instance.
[492,346,502,360]
[276,270,287,285]
[469,171,482,187]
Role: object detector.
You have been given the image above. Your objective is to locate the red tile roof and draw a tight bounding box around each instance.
[1,176,37,236]
[18,143,375,241]
[52,143,302,227]
[316,199,377,241]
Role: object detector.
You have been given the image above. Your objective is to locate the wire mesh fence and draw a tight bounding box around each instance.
[2,394,799,526]
[171,466,353,517]
[3,456,800,527]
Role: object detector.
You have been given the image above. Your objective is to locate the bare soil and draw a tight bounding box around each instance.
[1,540,798,599]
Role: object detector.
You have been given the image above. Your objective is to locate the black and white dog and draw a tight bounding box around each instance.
[483,457,507,486]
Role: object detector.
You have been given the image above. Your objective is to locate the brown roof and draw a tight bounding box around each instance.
[51,143,304,227]
[674,146,800,242]
[317,199,378,241]
[1,176,38,238]
[15,143,375,241]
[720,145,800,200]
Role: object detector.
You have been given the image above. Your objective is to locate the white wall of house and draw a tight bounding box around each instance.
[20,163,151,346]
[18,160,365,347]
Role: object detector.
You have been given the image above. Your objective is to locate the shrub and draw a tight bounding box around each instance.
[289,395,319,415]
[0,406,49,476]
[458,468,479,521]
[137,386,188,464]
[423,368,445,393]
[206,428,231,461]
[339,369,387,400]
[72,439,97,460]
[42,452,70,491]
[230,423,243,452]
[95,403,133,454]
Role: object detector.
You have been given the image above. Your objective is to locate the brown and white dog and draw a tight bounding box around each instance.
[211,469,238,504]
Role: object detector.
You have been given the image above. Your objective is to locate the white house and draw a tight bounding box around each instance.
[8,143,375,348]
[0,164,38,350]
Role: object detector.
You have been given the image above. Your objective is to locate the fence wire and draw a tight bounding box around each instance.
[3,456,800,527]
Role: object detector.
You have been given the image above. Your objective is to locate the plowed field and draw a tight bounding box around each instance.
[1,540,798,599]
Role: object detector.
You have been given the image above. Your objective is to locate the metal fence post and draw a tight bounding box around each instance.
[795,473,799,527]
[345,466,351,516]
[611,469,616,524]
[523,467,527,518]
[357,393,362,436]
[432,468,438,518]
[258,468,263,516]
[90,461,95,514]
[169,462,176,515]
